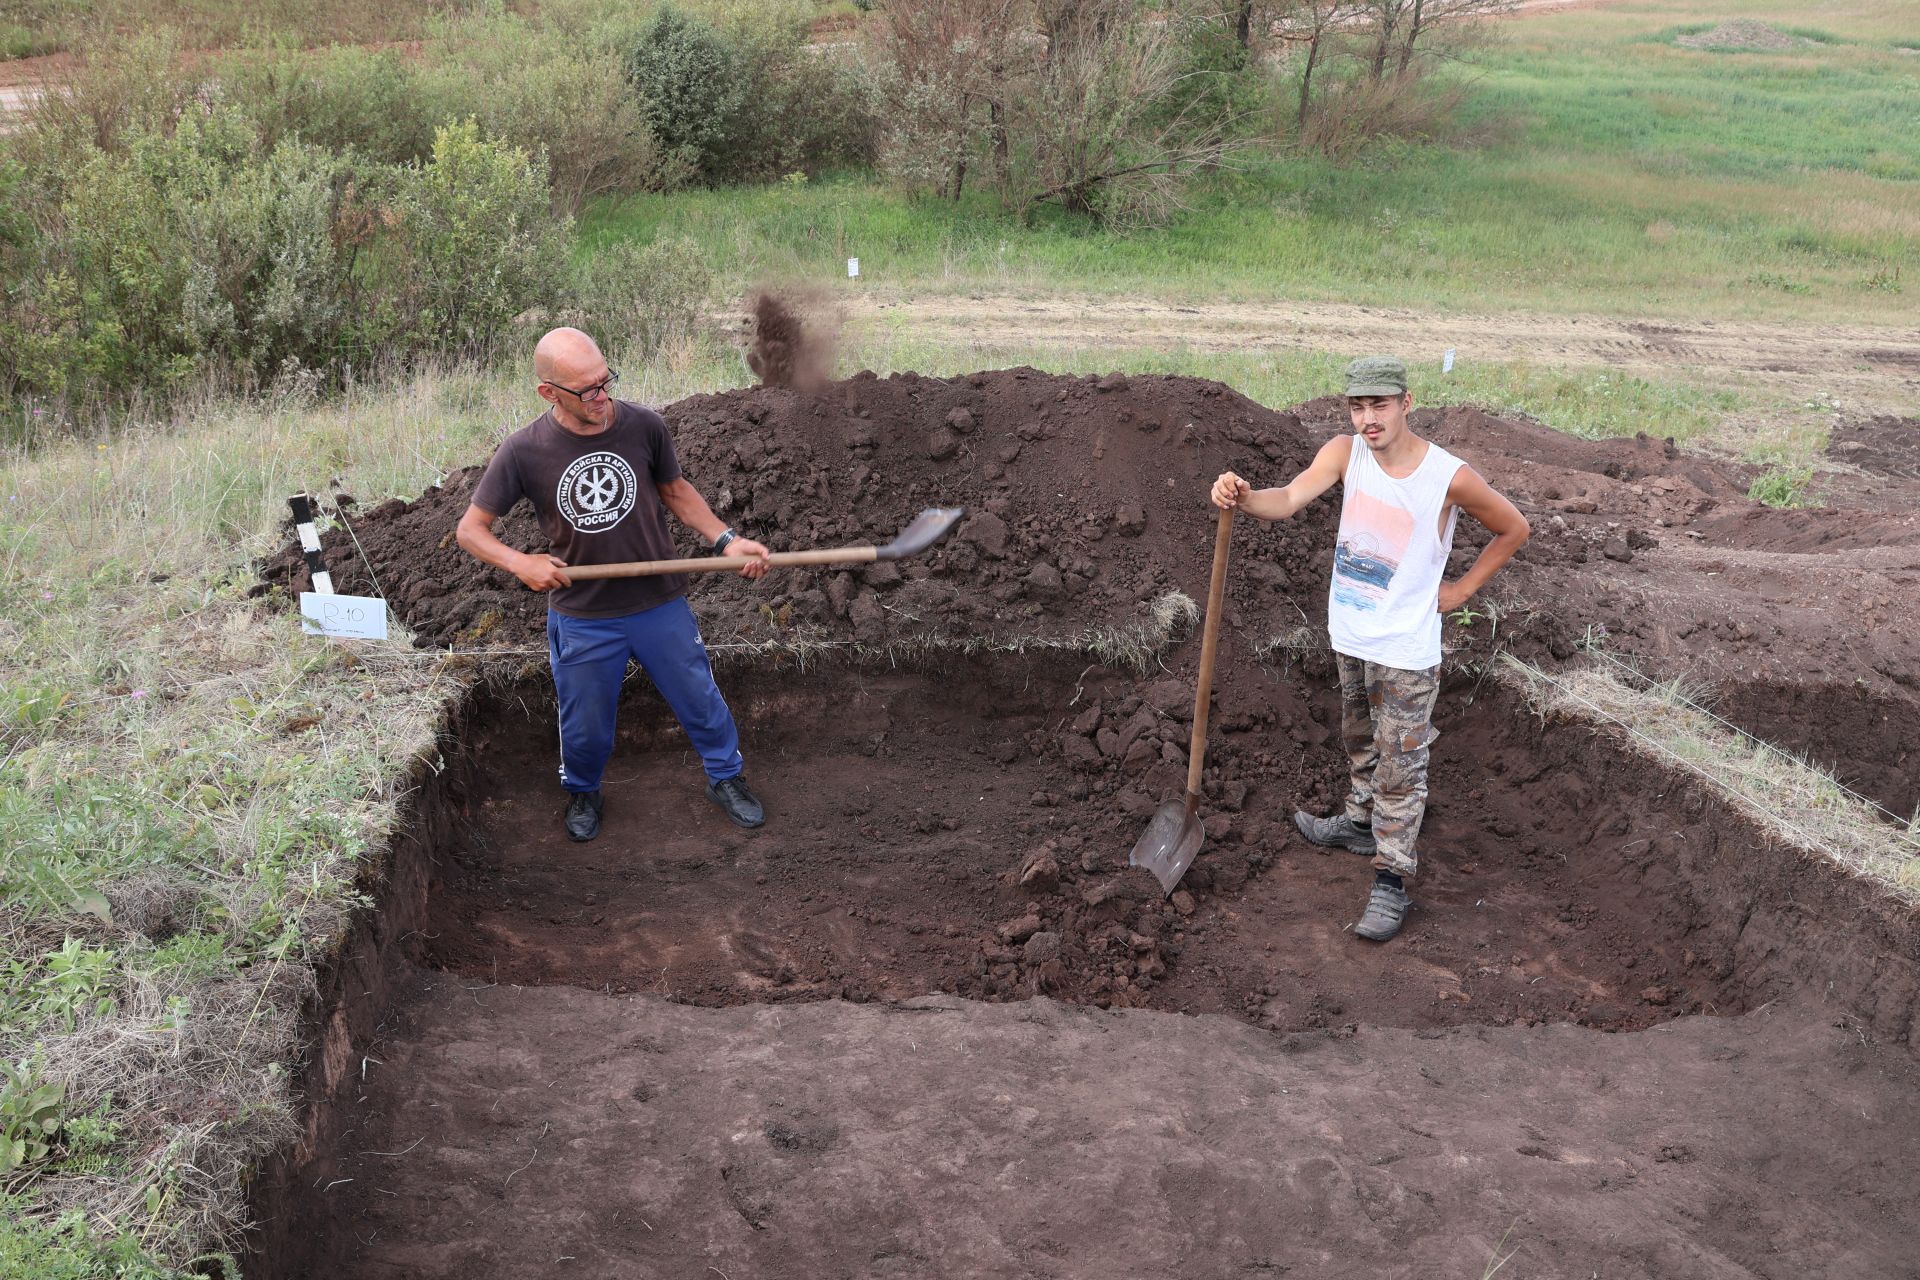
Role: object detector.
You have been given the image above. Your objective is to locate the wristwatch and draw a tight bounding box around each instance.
[712,528,738,554]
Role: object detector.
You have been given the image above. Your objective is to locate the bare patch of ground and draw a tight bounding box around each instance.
[1676,20,1816,53]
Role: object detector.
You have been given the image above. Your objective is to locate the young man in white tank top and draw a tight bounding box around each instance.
[1210,357,1531,941]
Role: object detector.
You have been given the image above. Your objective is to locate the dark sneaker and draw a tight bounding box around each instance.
[707,776,765,829]
[1293,810,1377,856]
[1354,882,1410,942]
[564,790,603,843]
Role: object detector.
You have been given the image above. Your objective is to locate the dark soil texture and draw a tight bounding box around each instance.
[253,656,1920,1280]
[253,987,1920,1280]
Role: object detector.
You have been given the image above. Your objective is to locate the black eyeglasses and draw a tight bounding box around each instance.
[544,369,620,402]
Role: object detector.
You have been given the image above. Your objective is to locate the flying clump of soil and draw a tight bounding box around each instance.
[745,288,836,392]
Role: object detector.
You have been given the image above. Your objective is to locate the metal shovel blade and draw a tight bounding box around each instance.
[875,507,965,560]
[1129,796,1204,897]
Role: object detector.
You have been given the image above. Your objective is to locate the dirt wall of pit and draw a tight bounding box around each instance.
[240,689,483,1274]
[1711,679,1920,821]
[1447,671,1920,1047]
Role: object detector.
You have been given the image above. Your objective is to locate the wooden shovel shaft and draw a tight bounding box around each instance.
[1186,506,1234,800]
[563,546,879,581]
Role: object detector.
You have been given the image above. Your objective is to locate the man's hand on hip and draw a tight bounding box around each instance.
[1436,581,1472,614]
[723,537,772,579]
[514,553,573,592]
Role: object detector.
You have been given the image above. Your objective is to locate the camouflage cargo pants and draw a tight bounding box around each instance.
[1336,654,1442,880]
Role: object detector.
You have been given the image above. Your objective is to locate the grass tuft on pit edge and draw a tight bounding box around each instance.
[1503,656,1920,902]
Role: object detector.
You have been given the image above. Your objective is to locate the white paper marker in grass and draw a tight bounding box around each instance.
[1443,348,1456,374]
[848,257,860,278]
[301,592,388,640]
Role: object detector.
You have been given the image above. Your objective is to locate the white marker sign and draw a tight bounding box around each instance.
[847,257,860,278]
[1442,348,1457,374]
[301,592,389,640]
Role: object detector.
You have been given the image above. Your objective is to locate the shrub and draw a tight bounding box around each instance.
[1298,64,1469,159]
[8,29,200,179]
[0,110,573,405]
[26,105,357,395]
[867,0,1032,202]
[704,0,878,179]
[570,235,715,362]
[222,46,439,167]
[381,121,572,359]
[623,5,750,181]
[869,0,1231,225]
[413,12,687,215]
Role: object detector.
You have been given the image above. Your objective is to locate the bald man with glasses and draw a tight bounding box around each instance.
[457,327,772,841]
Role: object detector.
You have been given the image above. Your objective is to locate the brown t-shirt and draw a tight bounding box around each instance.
[472,401,691,619]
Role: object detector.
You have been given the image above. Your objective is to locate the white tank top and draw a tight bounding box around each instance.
[1326,436,1464,670]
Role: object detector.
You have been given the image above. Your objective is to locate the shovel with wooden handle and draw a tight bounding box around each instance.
[563,507,965,580]
[1129,505,1234,896]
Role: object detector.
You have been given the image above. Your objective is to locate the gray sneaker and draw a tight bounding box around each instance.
[1293,810,1377,856]
[1354,882,1410,942]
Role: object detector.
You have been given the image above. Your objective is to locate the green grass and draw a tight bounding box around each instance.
[1747,463,1818,507]
[582,0,1919,324]
[0,21,63,58]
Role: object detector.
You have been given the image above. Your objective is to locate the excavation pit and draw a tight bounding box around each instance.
[247,653,1920,1279]
[246,364,1920,1276]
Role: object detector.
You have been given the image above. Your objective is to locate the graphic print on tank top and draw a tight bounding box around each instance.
[1331,488,1413,613]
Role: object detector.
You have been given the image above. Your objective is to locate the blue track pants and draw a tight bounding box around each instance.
[546,597,743,793]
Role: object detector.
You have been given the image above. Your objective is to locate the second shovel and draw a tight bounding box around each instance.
[1129,505,1234,896]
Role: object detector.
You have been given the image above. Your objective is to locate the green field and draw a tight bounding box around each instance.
[583,0,1920,323]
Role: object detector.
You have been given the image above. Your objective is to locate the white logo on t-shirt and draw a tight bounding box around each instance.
[556,452,638,533]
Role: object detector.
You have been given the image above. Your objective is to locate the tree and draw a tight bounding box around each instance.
[1284,0,1361,131]
[871,0,1238,226]
[1354,0,1513,81]
[868,0,1030,202]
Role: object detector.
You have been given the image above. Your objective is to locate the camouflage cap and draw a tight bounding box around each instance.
[1343,356,1409,398]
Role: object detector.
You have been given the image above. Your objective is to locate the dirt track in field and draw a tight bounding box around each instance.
[854,292,1920,409]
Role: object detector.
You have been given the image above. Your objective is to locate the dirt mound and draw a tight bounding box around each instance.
[1675,20,1814,52]
[259,368,1354,655]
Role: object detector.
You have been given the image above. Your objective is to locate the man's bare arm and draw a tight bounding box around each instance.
[656,478,771,579]
[455,503,571,592]
[1437,467,1530,613]
[1211,435,1353,520]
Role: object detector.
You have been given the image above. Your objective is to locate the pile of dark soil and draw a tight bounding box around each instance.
[259,368,1355,656]
[1675,20,1815,52]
